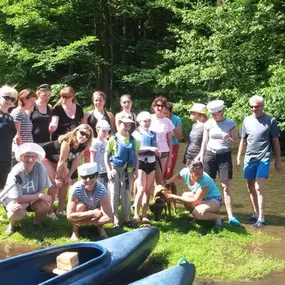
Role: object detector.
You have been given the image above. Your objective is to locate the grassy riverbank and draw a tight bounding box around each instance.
[0,207,284,282]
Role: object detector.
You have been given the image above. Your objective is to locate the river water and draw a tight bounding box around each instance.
[0,143,284,284]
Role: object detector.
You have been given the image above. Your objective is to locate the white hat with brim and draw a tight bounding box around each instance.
[189,103,206,114]
[207,100,224,113]
[118,113,134,123]
[15,143,46,162]
[96,119,111,130]
[137,111,152,122]
[78,162,98,176]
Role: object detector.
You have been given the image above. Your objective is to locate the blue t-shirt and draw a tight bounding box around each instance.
[70,180,107,210]
[171,114,182,145]
[180,168,221,199]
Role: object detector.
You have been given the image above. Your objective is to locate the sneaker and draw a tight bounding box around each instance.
[5,224,20,235]
[56,210,67,216]
[123,221,135,228]
[97,226,109,239]
[113,222,120,229]
[228,216,241,226]
[251,221,265,228]
[248,215,258,223]
[47,213,58,220]
[133,215,141,223]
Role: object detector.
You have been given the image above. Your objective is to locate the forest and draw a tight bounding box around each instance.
[1,0,285,131]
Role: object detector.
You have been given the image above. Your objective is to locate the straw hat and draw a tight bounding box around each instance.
[189,103,206,114]
[15,143,46,162]
[207,100,224,113]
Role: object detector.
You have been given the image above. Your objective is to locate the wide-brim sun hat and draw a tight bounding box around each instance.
[137,111,152,122]
[207,100,224,113]
[189,103,206,114]
[118,113,134,123]
[15,143,46,162]
[96,119,111,130]
[78,162,98,176]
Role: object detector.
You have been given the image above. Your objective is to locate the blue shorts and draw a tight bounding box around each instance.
[243,160,270,179]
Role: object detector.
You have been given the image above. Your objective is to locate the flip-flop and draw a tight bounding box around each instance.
[142,217,151,224]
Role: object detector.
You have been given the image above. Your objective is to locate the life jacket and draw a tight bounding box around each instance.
[110,135,136,168]
[138,130,156,158]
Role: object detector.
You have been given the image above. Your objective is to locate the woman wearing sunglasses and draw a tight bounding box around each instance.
[0,85,18,193]
[49,86,84,141]
[196,100,240,226]
[42,124,93,219]
[10,88,37,165]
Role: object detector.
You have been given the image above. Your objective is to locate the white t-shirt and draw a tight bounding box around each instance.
[149,115,175,152]
[90,138,108,174]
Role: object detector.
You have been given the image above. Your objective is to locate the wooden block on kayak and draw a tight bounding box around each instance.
[56,252,79,271]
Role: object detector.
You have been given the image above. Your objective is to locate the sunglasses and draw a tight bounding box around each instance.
[61,95,73,99]
[211,110,222,114]
[156,104,165,108]
[81,173,97,180]
[250,105,261,109]
[2,95,16,103]
[79,130,90,138]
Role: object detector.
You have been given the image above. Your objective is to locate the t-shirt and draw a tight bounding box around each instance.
[3,161,52,204]
[184,123,204,161]
[30,104,52,143]
[90,138,108,174]
[171,114,182,145]
[204,118,236,151]
[241,113,279,163]
[106,133,139,172]
[70,180,107,210]
[0,111,16,162]
[51,104,84,140]
[149,116,175,152]
[10,108,33,143]
[180,168,221,199]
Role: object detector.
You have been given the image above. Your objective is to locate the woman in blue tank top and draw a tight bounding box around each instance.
[165,161,223,231]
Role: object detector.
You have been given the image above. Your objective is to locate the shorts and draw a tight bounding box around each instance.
[160,152,169,159]
[243,160,270,179]
[0,161,12,189]
[139,161,156,175]
[204,150,232,180]
[203,196,223,207]
[67,159,78,180]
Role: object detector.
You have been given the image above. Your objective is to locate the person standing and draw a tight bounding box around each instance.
[183,103,208,166]
[164,102,182,180]
[237,95,282,227]
[197,100,240,226]
[30,84,52,144]
[0,86,18,191]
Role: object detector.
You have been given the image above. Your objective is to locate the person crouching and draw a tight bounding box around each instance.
[66,162,112,240]
[2,143,52,235]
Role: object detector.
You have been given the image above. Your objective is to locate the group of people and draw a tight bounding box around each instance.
[0,83,282,239]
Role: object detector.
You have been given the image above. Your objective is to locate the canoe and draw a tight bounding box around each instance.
[0,227,159,285]
[128,262,196,285]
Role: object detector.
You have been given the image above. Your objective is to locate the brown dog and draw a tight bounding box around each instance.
[150,183,177,220]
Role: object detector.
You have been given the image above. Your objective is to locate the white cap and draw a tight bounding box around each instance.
[118,113,134,123]
[189,103,206,114]
[15,143,46,162]
[78,162,98,176]
[207,100,224,113]
[137,111,151,122]
[96,120,111,130]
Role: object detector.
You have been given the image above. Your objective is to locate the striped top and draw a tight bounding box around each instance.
[70,180,107,210]
[10,108,33,143]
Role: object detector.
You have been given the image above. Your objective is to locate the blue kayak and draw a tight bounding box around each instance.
[128,262,196,285]
[0,227,159,285]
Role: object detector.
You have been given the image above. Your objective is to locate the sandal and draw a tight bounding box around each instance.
[142,217,150,224]
[133,215,141,223]
[228,216,241,226]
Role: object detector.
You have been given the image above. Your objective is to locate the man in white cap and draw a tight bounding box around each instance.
[89,120,111,188]
[67,162,112,240]
[237,95,282,227]
[2,143,52,235]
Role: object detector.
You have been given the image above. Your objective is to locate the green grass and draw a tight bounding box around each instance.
[0,207,284,282]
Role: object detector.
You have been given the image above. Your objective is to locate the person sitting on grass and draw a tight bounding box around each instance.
[66,162,112,240]
[165,160,223,231]
[2,143,52,235]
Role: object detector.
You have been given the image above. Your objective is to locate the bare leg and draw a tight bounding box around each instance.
[155,157,167,185]
[32,200,51,224]
[134,170,146,220]
[255,178,266,221]
[142,170,155,220]
[220,180,234,219]
[71,203,87,240]
[192,200,221,224]
[247,179,259,217]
